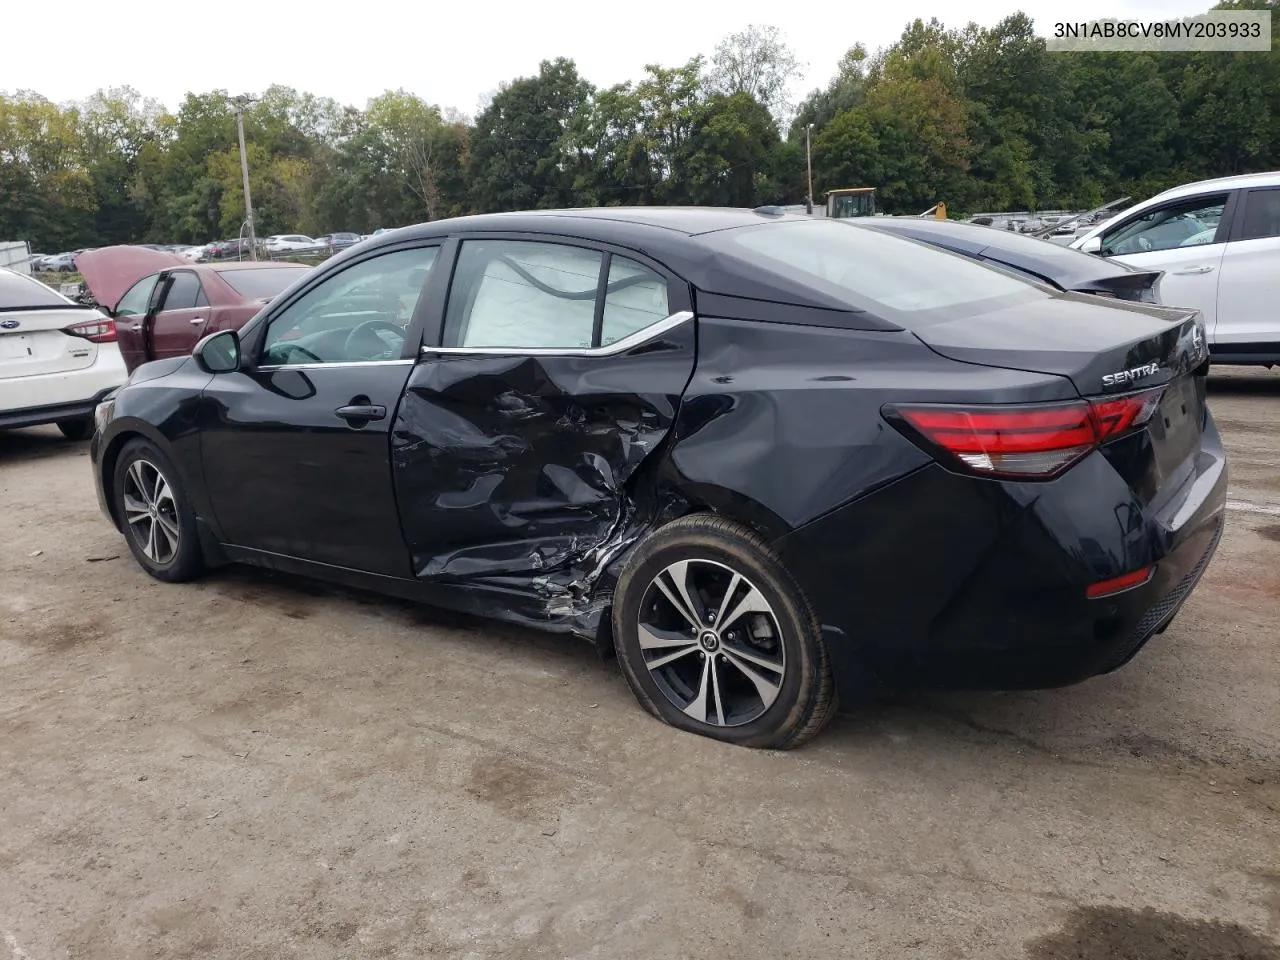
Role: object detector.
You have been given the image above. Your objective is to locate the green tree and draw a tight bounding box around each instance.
[467,58,593,212]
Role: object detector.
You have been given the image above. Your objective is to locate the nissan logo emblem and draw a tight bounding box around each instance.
[0,319,20,330]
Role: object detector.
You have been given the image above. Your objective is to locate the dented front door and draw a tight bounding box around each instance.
[391,236,695,580]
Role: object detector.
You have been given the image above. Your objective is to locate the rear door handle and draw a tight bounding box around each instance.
[189,316,205,325]
[1173,265,1214,275]
[335,404,386,422]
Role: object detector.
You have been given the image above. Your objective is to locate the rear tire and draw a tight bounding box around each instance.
[112,438,205,583]
[57,418,93,441]
[612,514,837,749]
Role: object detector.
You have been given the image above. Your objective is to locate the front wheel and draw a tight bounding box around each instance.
[612,515,837,749]
[112,438,205,583]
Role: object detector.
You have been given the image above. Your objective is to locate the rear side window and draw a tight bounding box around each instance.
[1237,188,1280,241]
[445,241,602,349]
[710,220,1036,320]
[443,241,673,350]
[602,257,670,345]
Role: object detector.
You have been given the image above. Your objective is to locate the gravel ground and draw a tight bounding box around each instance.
[1,367,1278,960]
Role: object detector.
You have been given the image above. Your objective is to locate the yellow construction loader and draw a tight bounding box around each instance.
[824,188,948,220]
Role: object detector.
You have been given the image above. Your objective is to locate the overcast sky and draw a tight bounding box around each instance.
[5,0,1215,115]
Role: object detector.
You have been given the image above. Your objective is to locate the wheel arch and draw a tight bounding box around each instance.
[98,419,175,530]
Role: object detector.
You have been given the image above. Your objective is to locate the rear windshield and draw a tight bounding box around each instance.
[709,219,1044,324]
[0,269,71,310]
[219,266,312,300]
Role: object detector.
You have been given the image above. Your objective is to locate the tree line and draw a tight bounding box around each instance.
[2,0,1277,252]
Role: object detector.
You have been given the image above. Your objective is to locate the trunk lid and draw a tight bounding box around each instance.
[76,245,187,312]
[909,295,1206,398]
[0,307,103,379]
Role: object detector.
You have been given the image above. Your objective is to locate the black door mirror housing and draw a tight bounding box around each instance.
[193,329,241,373]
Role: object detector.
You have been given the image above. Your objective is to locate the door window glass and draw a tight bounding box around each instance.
[115,274,160,317]
[162,272,204,311]
[1101,195,1227,255]
[601,257,670,345]
[444,240,603,349]
[261,246,438,365]
[1238,189,1280,241]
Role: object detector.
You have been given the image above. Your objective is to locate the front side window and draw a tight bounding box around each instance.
[1237,188,1280,241]
[261,246,438,365]
[443,241,674,350]
[1101,194,1228,256]
[161,272,206,311]
[115,274,160,316]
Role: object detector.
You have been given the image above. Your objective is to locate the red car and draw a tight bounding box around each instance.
[77,247,313,373]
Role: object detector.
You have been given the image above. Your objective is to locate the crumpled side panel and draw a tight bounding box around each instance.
[391,323,696,583]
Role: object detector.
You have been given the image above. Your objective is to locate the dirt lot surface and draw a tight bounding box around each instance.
[2,367,1279,960]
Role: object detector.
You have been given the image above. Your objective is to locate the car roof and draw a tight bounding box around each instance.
[204,261,308,272]
[328,208,951,331]
[1149,170,1280,202]
[389,207,795,243]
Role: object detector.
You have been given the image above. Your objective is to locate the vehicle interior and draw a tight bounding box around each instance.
[260,251,436,365]
[1101,198,1226,255]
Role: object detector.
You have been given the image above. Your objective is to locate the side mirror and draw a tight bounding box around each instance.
[1078,236,1102,255]
[193,329,241,373]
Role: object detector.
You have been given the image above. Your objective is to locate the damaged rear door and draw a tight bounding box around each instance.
[393,235,695,580]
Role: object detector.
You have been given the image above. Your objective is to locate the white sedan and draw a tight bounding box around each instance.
[1072,171,1280,366]
[0,266,126,440]
[263,235,317,252]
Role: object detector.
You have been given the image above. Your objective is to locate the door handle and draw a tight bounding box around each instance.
[189,316,205,325]
[1173,265,1214,275]
[335,404,386,422]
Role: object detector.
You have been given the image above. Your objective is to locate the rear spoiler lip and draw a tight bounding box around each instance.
[1087,269,1164,292]
[0,303,100,314]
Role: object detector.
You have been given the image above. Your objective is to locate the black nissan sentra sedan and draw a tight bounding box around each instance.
[90,208,1226,749]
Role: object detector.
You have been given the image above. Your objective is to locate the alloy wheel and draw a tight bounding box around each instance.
[121,459,181,564]
[637,559,786,727]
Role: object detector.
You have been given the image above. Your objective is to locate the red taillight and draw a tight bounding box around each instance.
[886,387,1164,478]
[62,318,117,343]
[1087,566,1154,599]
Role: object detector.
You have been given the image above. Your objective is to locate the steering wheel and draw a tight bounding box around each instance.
[343,319,406,361]
[1136,236,1153,252]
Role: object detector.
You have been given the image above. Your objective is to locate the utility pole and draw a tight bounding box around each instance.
[805,123,814,216]
[232,95,258,260]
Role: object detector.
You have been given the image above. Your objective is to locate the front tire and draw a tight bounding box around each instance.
[57,418,93,441]
[612,514,836,749]
[112,438,204,583]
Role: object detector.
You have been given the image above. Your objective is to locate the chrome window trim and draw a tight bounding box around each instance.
[256,358,416,372]
[420,310,694,359]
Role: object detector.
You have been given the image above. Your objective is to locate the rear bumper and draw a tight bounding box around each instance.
[776,414,1228,695]
[0,385,120,429]
[0,347,127,428]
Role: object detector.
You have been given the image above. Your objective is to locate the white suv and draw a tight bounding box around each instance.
[1072,171,1280,366]
[263,235,316,252]
[0,267,127,440]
